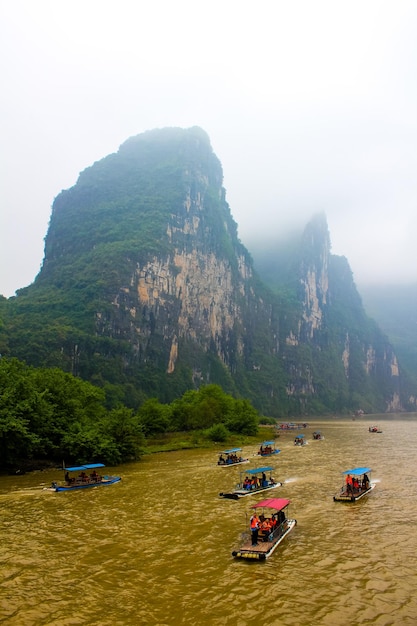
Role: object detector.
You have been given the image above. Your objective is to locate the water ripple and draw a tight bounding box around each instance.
[2,416,417,624]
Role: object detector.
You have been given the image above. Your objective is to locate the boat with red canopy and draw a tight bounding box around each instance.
[232,497,297,560]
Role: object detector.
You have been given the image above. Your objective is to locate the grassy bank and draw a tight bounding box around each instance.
[144,425,277,454]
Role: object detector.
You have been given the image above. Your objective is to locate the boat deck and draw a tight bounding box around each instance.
[333,484,375,502]
[232,520,296,560]
[218,459,250,467]
[54,476,121,491]
[239,535,276,554]
[220,481,282,499]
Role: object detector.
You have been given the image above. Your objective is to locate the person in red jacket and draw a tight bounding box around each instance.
[250,513,260,545]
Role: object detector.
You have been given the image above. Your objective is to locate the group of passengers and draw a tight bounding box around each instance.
[243,471,274,490]
[250,510,287,545]
[218,453,243,465]
[345,473,369,494]
[258,445,272,455]
[259,514,277,538]
[65,469,102,485]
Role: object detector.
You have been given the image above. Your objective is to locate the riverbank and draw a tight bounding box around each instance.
[144,424,277,454]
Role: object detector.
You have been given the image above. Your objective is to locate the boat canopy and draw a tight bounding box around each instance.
[246,466,274,474]
[252,498,290,511]
[222,448,242,454]
[295,434,305,438]
[261,441,276,446]
[65,463,105,472]
[342,467,371,475]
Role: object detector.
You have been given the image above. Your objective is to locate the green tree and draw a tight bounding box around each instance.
[137,398,171,436]
[225,399,259,435]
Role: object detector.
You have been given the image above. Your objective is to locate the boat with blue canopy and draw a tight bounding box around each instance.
[217,448,249,467]
[294,433,307,446]
[333,467,375,502]
[232,497,297,560]
[256,441,280,457]
[219,466,282,500]
[49,463,121,492]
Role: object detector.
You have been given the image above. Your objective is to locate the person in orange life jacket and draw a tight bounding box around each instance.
[260,517,272,540]
[346,474,353,493]
[250,513,260,545]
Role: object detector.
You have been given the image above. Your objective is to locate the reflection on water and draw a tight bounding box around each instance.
[2,415,417,625]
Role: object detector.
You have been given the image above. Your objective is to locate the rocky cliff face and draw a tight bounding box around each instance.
[5,127,413,414]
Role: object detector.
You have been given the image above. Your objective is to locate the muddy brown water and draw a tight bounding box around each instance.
[1,415,417,625]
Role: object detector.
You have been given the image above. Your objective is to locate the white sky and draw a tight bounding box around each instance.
[1,0,416,297]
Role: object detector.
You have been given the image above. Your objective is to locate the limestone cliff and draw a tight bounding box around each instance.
[4,127,413,415]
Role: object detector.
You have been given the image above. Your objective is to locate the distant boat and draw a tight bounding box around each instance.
[333,467,375,502]
[277,422,298,430]
[312,431,324,440]
[232,497,297,561]
[217,448,249,467]
[256,441,281,457]
[294,434,307,446]
[48,463,121,492]
[369,425,383,433]
[219,466,282,500]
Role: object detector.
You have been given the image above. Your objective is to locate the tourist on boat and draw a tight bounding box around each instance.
[251,477,260,489]
[218,454,225,465]
[362,474,370,489]
[65,471,71,484]
[261,472,267,487]
[250,513,260,545]
[260,517,272,539]
[90,470,100,481]
[243,477,251,490]
[79,471,88,482]
[345,474,353,493]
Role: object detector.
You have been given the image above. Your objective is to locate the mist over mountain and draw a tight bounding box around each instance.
[359,283,417,386]
[1,127,415,416]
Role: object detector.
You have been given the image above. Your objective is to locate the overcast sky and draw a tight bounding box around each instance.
[1,0,416,298]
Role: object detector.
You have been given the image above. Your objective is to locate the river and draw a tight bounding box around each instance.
[1,415,417,625]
